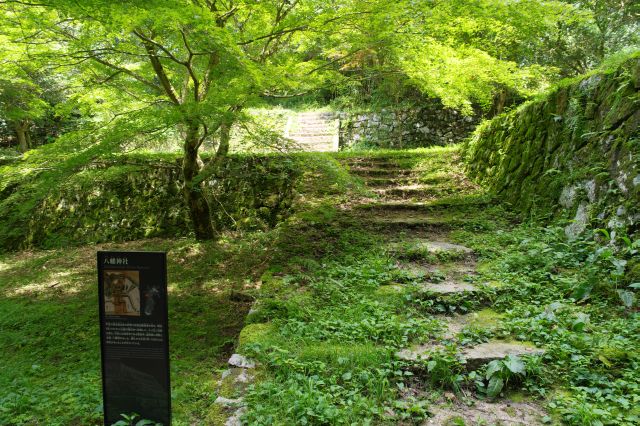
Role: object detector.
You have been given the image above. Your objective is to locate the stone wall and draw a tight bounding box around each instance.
[339,99,480,149]
[464,54,640,240]
[8,154,301,250]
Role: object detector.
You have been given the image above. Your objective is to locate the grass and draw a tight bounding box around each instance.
[0,237,264,425]
[1,146,639,425]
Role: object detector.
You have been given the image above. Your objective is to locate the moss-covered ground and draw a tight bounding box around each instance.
[1,146,639,425]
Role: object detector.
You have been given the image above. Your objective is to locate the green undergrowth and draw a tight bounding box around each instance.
[452,224,640,425]
[235,149,639,425]
[2,146,639,425]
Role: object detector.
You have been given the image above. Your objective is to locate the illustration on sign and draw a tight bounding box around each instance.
[103,270,140,316]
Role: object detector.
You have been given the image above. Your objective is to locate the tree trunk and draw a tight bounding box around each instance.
[15,121,30,152]
[182,123,215,240]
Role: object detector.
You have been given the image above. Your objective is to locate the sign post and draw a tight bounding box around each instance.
[97,251,171,425]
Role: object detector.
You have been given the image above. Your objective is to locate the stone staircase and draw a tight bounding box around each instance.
[217,153,548,425]
[284,111,339,152]
[340,155,547,425]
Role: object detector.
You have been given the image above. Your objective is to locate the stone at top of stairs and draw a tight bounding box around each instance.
[400,262,477,279]
[286,111,339,152]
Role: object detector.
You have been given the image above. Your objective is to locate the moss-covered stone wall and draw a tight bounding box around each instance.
[17,154,301,249]
[464,54,640,239]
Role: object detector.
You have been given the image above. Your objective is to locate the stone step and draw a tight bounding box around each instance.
[461,341,545,370]
[390,240,474,255]
[356,202,433,211]
[361,215,458,229]
[355,200,481,213]
[290,121,335,126]
[420,280,478,294]
[290,136,335,143]
[399,262,477,281]
[350,168,413,177]
[296,112,335,117]
[374,186,456,198]
[396,340,544,369]
[289,131,336,137]
[293,120,336,126]
[364,177,416,187]
[342,159,402,167]
[425,396,548,425]
[439,309,502,339]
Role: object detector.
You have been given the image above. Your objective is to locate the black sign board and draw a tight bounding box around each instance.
[97,251,171,425]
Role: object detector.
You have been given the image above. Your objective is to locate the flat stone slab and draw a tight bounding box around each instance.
[424,397,547,425]
[367,216,449,226]
[214,396,245,409]
[421,280,478,294]
[462,341,544,370]
[400,262,477,280]
[414,241,473,254]
[396,343,443,361]
[225,407,247,426]
[389,240,473,255]
[228,353,256,369]
[219,367,255,388]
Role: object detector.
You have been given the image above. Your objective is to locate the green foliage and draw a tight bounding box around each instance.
[456,222,640,424]
[422,346,465,391]
[111,413,162,426]
[471,355,529,398]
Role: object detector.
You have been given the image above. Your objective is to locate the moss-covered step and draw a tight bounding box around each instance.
[364,177,416,187]
[341,160,403,169]
[359,211,467,228]
[399,262,476,281]
[354,199,485,213]
[390,240,474,255]
[348,167,414,178]
[396,343,443,361]
[396,340,543,370]
[439,308,502,339]
[374,185,458,198]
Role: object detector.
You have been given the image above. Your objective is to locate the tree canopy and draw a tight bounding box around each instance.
[0,0,638,238]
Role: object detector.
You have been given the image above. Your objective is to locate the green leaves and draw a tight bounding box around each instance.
[482,355,528,398]
[617,290,635,308]
[503,355,526,375]
[487,375,504,398]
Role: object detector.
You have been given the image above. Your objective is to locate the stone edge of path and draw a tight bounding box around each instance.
[214,303,258,425]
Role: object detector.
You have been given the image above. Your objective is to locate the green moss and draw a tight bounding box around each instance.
[296,343,391,370]
[470,308,503,328]
[238,323,277,350]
